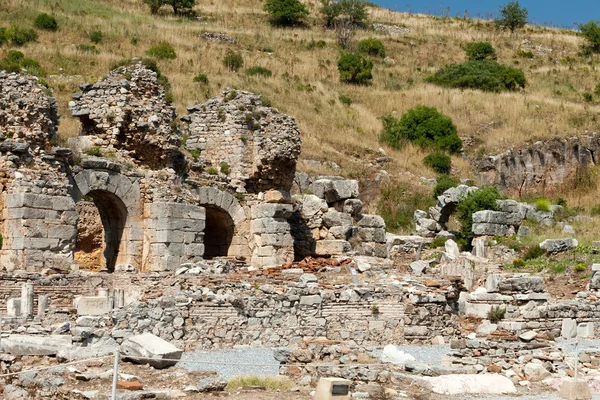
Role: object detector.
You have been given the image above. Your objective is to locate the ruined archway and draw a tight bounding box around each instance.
[203,206,235,258]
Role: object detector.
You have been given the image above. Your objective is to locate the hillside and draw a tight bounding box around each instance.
[2,0,600,230]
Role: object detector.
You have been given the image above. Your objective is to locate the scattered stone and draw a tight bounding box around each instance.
[121,333,183,369]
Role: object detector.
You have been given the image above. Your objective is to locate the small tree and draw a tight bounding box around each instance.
[339,0,368,26]
[580,21,600,54]
[34,13,58,31]
[144,0,164,14]
[264,0,309,26]
[423,152,451,174]
[465,42,496,61]
[146,42,177,60]
[497,1,528,33]
[456,186,504,249]
[165,0,195,15]
[337,53,373,84]
[320,0,342,27]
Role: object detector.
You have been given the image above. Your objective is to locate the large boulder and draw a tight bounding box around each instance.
[121,333,183,369]
[1,335,72,356]
[540,238,578,253]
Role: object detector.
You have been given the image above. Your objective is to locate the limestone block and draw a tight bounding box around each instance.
[355,214,385,229]
[314,240,351,256]
[472,223,512,237]
[1,334,72,356]
[327,225,353,240]
[301,195,328,218]
[314,378,351,400]
[419,374,516,395]
[121,333,183,369]
[52,196,76,211]
[523,363,551,382]
[577,322,594,338]
[256,233,294,247]
[472,210,522,225]
[540,238,578,253]
[299,295,322,306]
[250,218,290,235]
[561,318,577,339]
[444,239,460,259]
[7,298,21,317]
[185,243,205,257]
[263,189,291,204]
[333,199,363,215]
[250,204,293,219]
[312,179,359,203]
[486,273,545,293]
[356,227,386,243]
[76,296,111,316]
[322,209,352,228]
[559,380,592,400]
[465,302,493,319]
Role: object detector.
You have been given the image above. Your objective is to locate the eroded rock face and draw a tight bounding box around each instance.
[185,89,302,193]
[476,135,600,197]
[0,71,59,149]
[69,62,181,169]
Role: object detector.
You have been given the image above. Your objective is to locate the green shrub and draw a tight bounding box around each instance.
[0,233,3,249]
[512,258,525,269]
[76,44,99,54]
[423,152,452,174]
[433,174,459,198]
[517,49,534,58]
[357,37,386,57]
[535,198,550,212]
[431,236,448,248]
[189,149,201,160]
[220,161,231,175]
[426,60,526,92]
[377,182,436,232]
[583,92,594,102]
[575,263,587,272]
[379,106,462,153]
[0,50,45,77]
[84,146,102,157]
[207,167,218,175]
[264,0,309,26]
[5,24,38,46]
[456,186,504,249]
[465,42,496,61]
[34,13,58,31]
[193,73,208,84]
[496,1,528,32]
[223,50,244,72]
[591,204,600,216]
[246,66,272,77]
[146,42,177,60]
[319,0,368,27]
[580,20,600,54]
[523,245,546,261]
[89,30,103,44]
[338,95,352,105]
[337,53,373,84]
[487,305,506,323]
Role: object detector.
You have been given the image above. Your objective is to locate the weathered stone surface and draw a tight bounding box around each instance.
[312,179,359,203]
[540,238,578,253]
[523,362,551,382]
[420,374,517,395]
[121,333,183,369]
[314,240,351,256]
[76,296,111,316]
[559,379,592,400]
[57,337,118,362]
[1,335,72,356]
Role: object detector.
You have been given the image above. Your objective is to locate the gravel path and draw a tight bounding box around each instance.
[178,348,280,379]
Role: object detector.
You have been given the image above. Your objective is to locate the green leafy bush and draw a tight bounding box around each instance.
[580,20,600,54]
[523,245,546,261]
[357,37,386,57]
[264,0,309,26]
[456,186,504,248]
[337,53,373,84]
[220,161,231,175]
[89,30,103,44]
[575,263,587,272]
[0,50,45,77]
[338,95,352,105]
[246,66,272,77]
[377,182,435,232]
[535,198,550,212]
[223,50,244,72]
[487,305,506,324]
[3,24,38,46]
[430,236,448,248]
[433,175,459,198]
[84,146,102,157]
[34,13,58,31]
[193,73,208,84]
[591,204,600,216]
[379,106,462,153]
[76,44,99,54]
[426,60,526,92]
[319,0,368,27]
[423,152,451,174]
[465,42,495,61]
[496,1,528,32]
[146,42,177,59]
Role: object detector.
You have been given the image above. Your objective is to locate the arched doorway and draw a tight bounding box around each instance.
[203,205,235,258]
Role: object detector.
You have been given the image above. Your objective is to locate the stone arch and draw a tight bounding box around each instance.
[72,169,142,271]
[194,187,250,259]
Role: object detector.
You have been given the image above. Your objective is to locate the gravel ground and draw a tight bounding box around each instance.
[178,348,280,379]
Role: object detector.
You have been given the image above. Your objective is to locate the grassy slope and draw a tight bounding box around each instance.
[3,0,600,226]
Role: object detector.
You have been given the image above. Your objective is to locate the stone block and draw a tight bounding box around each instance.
[472,223,512,237]
[1,334,72,356]
[299,295,322,306]
[333,199,363,215]
[121,333,183,369]
[250,218,291,235]
[562,318,577,339]
[312,179,359,203]
[355,227,386,243]
[540,238,578,253]
[559,379,592,400]
[314,240,351,256]
[250,204,293,219]
[322,209,352,228]
[76,296,111,316]
[327,225,353,240]
[7,298,21,317]
[577,322,594,338]
[52,196,76,211]
[314,377,351,400]
[473,210,522,225]
[355,214,385,228]
[301,195,328,218]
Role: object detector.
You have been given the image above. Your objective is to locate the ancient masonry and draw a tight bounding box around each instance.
[0,64,386,272]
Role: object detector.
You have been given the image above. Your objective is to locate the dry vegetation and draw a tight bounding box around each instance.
[3,0,600,224]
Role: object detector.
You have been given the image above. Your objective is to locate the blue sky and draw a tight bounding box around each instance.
[373,0,598,29]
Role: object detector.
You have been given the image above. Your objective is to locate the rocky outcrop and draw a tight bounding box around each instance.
[476,135,600,196]
[69,62,182,169]
[184,89,302,193]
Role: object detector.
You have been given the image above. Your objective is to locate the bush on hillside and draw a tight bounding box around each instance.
[465,41,495,61]
[433,175,459,198]
[337,53,373,84]
[1,24,38,46]
[34,13,58,31]
[496,1,528,32]
[145,42,177,59]
[580,21,600,54]
[426,60,526,92]
[264,0,309,26]
[423,152,452,174]
[144,0,164,14]
[223,50,244,72]
[319,0,368,27]
[523,246,546,261]
[89,30,103,44]
[379,106,462,153]
[535,198,550,212]
[246,66,272,77]
[193,73,208,84]
[456,186,504,249]
[0,50,45,77]
[357,37,386,57]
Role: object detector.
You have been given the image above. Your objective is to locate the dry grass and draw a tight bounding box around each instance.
[226,375,295,391]
[3,0,600,209]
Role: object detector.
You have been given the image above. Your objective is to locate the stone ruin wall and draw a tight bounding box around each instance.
[476,134,600,197]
